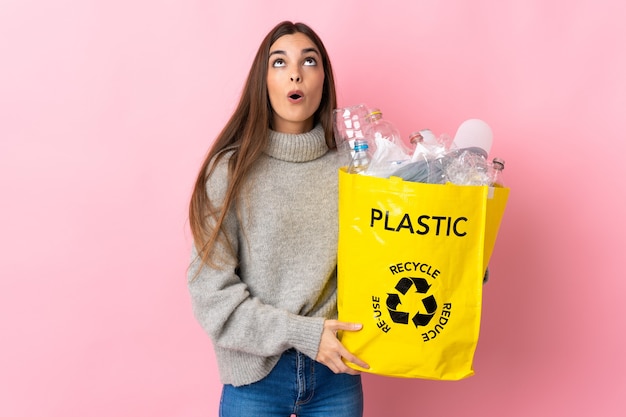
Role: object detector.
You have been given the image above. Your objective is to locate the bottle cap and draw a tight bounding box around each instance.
[367,109,383,121]
[492,157,505,169]
[409,131,424,144]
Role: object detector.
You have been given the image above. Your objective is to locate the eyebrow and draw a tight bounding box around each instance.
[269,47,320,57]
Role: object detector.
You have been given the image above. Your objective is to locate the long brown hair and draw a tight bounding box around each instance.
[189,21,338,270]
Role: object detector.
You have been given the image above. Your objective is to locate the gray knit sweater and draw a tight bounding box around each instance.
[188,124,341,387]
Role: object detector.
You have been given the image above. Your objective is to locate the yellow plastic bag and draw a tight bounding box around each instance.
[337,168,509,380]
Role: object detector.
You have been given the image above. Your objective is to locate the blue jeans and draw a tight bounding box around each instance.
[219,349,363,417]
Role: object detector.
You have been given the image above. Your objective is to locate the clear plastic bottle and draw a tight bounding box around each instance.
[490,157,505,187]
[395,130,447,184]
[408,130,429,163]
[333,104,370,165]
[365,109,408,153]
[408,130,424,147]
[347,139,372,174]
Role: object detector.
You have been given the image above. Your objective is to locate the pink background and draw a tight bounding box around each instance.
[1,1,625,416]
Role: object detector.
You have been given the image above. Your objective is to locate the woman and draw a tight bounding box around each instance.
[188,21,369,417]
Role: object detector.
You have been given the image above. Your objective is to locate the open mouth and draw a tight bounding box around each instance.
[288,90,304,102]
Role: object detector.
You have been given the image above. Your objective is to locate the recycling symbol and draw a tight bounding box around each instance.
[386,277,437,328]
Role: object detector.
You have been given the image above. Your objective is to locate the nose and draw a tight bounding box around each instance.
[290,73,301,82]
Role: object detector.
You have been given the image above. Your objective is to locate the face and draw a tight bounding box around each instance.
[267,32,325,134]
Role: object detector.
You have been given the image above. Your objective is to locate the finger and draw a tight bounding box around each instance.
[318,347,362,374]
[323,352,346,374]
[337,355,364,375]
[343,352,369,370]
[337,346,369,370]
[327,320,363,332]
[339,364,362,375]
[329,353,360,375]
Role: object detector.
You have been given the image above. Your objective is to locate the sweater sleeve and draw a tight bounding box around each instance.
[187,157,326,360]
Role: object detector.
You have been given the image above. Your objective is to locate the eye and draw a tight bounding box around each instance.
[303,57,317,66]
[272,58,286,68]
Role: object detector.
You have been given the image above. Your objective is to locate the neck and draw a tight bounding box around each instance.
[271,117,314,134]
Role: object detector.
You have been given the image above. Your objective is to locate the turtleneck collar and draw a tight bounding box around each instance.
[265,124,329,163]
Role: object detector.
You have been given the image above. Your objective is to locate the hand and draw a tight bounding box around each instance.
[315,319,370,375]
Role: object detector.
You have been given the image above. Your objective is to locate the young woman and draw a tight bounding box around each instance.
[188,21,369,417]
